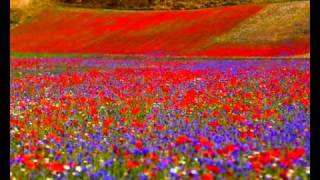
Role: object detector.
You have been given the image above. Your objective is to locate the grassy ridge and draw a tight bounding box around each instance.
[10,0,52,28]
[214,1,309,44]
[54,0,306,10]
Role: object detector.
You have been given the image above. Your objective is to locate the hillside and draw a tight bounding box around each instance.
[10,1,309,58]
[52,0,307,10]
[11,0,306,10]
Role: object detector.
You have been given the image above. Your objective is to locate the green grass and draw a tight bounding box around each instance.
[11,52,97,58]
[10,52,309,61]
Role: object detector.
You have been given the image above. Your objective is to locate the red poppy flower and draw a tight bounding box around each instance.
[25,161,38,170]
[287,147,305,161]
[103,117,114,127]
[208,121,220,128]
[201,173,214,180]
[194,143,202,152]
[126,160,140,169]
[148,153,159,162]
[175,135,192,146]
[131,121,145,129]
[206,164,220,174]
[199,136,214,148]
[135,140,143,150]
[46,162,65,173]
[123,151,132,159]
[132,107,140,115]
[155,124,164,131]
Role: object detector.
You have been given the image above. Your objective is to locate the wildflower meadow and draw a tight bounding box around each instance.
[10,58,310,179]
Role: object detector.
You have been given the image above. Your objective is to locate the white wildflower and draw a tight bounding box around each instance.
[265,174,272,179]
[75,166,82,172]
[170,167,180,174]
[306,166,310,174]
[64,165,70,170]
[179,160,186,165]
[190,169,198,175]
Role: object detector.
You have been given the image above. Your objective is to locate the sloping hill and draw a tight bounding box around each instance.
[10,1,309,58]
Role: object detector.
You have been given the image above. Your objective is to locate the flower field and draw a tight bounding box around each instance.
[10,2,310,57]
[10,58,310,179]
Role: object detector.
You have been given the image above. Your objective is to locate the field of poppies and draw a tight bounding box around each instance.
[10,2,310,57]
[10,58,309,179]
